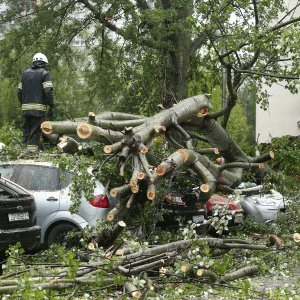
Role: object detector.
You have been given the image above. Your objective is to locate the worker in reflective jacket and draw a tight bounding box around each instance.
[18,53,54,152]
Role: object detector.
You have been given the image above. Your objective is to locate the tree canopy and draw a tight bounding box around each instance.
[0,0,299,126]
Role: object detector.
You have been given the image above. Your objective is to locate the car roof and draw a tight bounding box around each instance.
[0,159,54,167]
[0,160,97,177]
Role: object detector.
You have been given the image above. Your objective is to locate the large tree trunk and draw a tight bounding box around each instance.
[161,0,193,108]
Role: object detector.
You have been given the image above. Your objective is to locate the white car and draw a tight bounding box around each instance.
[237,183,286,223]
[0,160,113,247]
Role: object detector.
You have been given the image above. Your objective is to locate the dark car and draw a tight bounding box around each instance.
[158,189,244,233]
[0,176,41,257]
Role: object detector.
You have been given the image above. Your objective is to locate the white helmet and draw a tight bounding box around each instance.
[32,52,48,64]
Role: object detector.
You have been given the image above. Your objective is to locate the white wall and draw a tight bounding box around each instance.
[256,0,300,143]
[256,85,300,143]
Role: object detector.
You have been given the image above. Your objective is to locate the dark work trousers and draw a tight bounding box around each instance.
[22,115,44,147]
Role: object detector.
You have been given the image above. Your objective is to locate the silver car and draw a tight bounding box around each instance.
[0,160,113,247]
[237,183,286,223]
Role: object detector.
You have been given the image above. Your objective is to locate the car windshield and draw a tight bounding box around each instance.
[16,165,60,191]
[0,163,73,191]
[0,164,60,191]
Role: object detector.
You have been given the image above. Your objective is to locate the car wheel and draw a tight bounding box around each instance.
[46,223,79,248]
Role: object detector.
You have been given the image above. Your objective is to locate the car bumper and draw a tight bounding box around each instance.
[0,225,41,253]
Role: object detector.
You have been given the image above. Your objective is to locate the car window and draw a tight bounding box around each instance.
[0,164,15,180]
[15,165,60,191]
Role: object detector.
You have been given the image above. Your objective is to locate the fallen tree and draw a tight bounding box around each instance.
[41,94,274,247]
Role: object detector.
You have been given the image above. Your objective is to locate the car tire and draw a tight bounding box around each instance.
[46,223,79,248]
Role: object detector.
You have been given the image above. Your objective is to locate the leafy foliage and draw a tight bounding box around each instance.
[0,79,22,128]
[0,0,299,125]
[0,123,23,159]
[259,135,300,191]
[260,136,300,176]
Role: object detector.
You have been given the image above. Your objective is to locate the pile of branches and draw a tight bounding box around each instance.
[0,236,271,298]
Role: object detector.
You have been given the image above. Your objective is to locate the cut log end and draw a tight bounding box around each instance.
[180,265,189,273]
[215,157,223,165]
[41,121,53,134]
[132,291,142,299]
[118,221,126,227]
[258,163,265,169]
[200,184,210,193]
[107,216,114,222]
[196,107,209,117]
[293,233,300,243]
[147,191,155,201]
[104,145,112,154]
[213,148,219,154]
[88,112,96,122]
[137,172,145,180]
[140,146,149,154]
[131,185,139,194]
[147,184,156,200]
[87,242,96,251]
[270,150,275,159]
[77,123,92,139]
[155,166,166,176]
[107,214,114,222]
[177,148,189,163]
[107,207,119,222]
[110,189,117,197]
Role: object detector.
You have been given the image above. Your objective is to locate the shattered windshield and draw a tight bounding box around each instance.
[0,164,14,180]
[15,165,60,191]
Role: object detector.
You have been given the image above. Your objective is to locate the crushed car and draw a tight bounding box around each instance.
[159,180,286,233]
[237,183,286,223]
[159,188,244,233]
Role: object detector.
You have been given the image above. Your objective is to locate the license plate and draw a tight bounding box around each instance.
[171,196,185,205]
[192,215,204,223]
[8,212,29,222]
[234,213,244,224]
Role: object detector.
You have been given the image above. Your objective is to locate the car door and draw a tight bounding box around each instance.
[13,165,61,231]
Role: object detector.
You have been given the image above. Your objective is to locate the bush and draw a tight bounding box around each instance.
[259,135,300,190]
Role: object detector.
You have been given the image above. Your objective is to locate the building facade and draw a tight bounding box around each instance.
[256,0,300,143]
